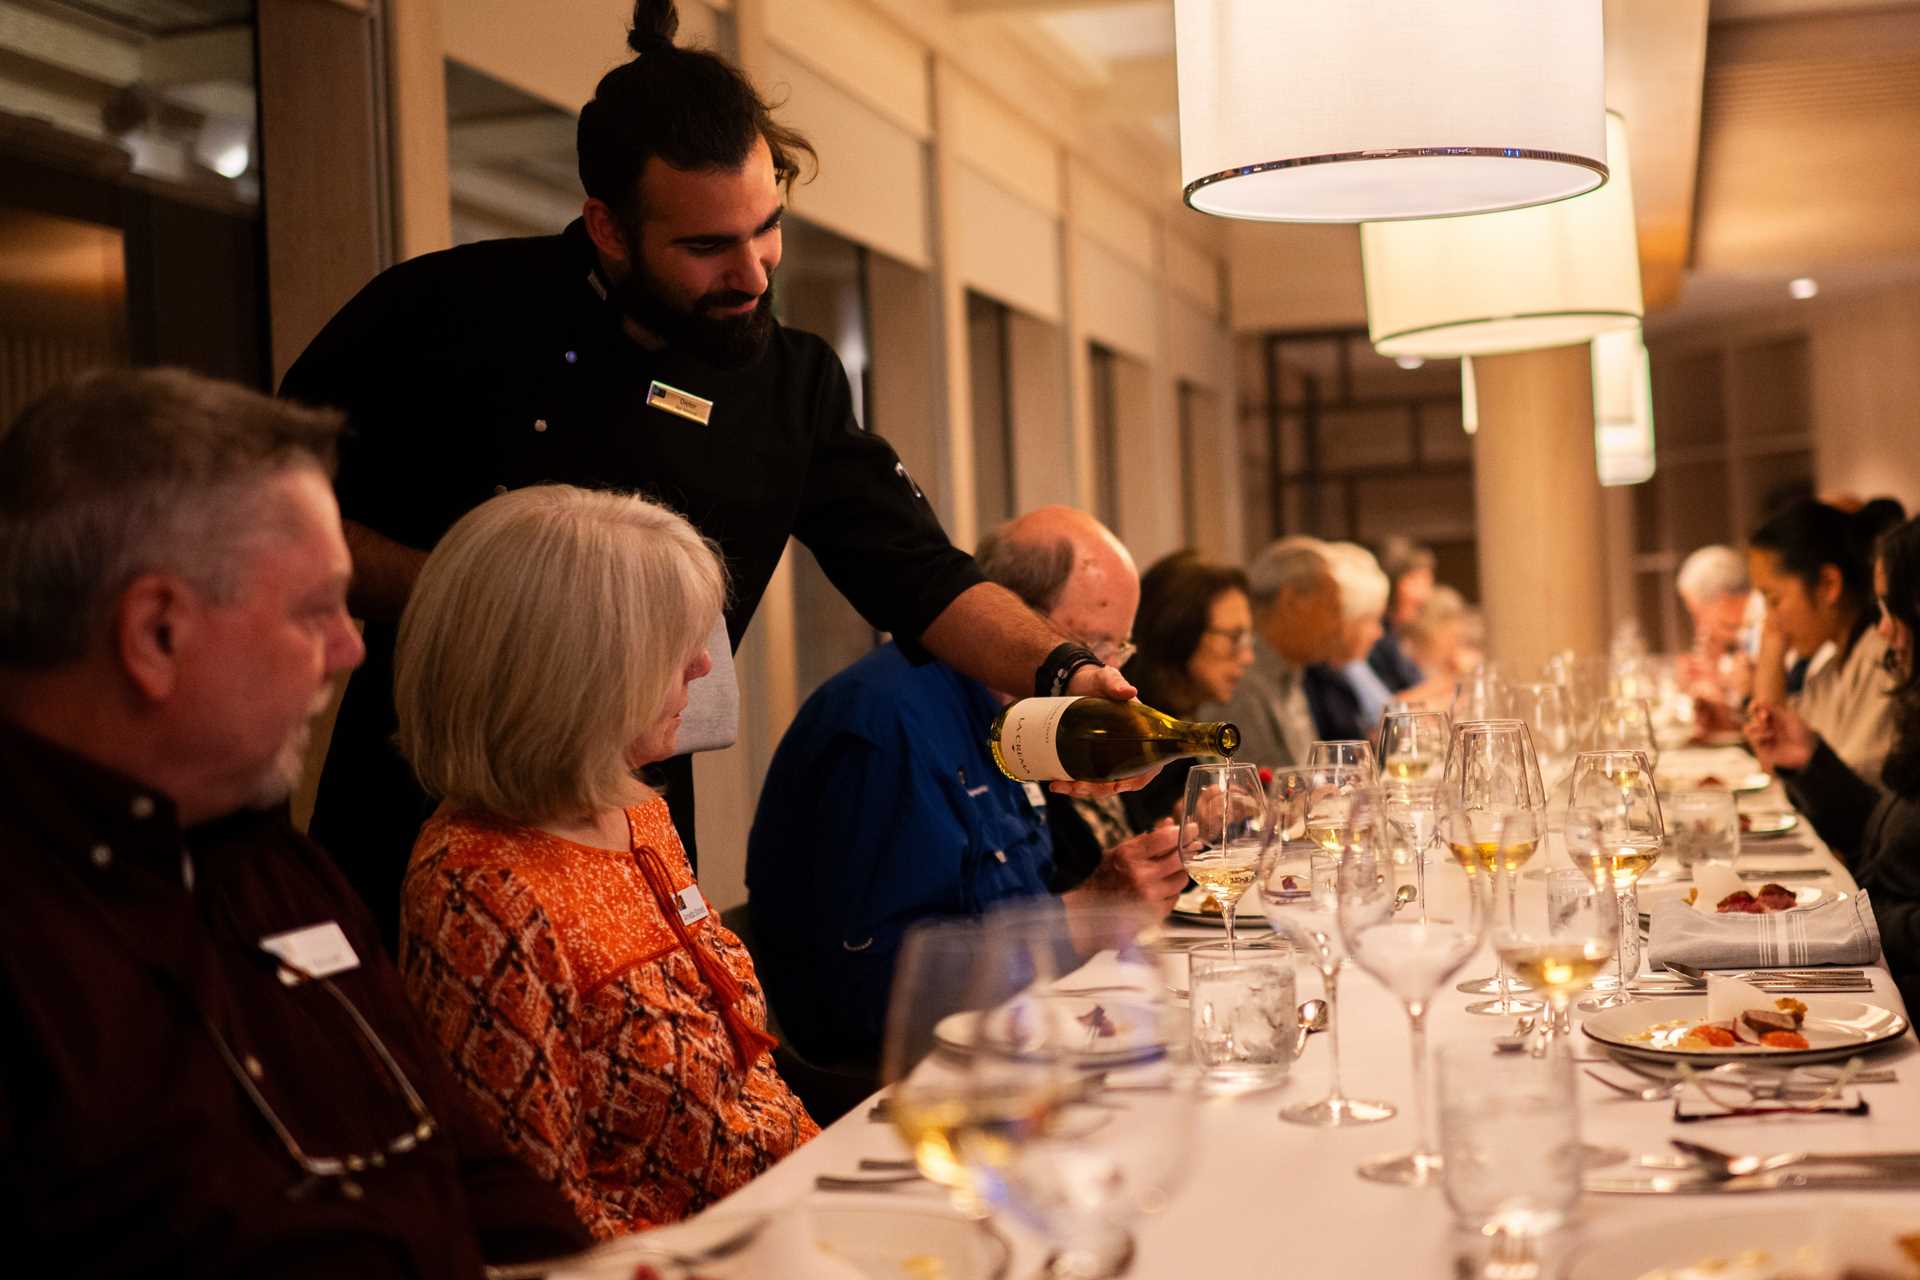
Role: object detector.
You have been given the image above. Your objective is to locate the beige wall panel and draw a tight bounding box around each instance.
[867,254,947,525]
[953,166,1062,323]
[1167,295,1221,390]
[1166,232,1221,316]
[1227,221,1367,333]
[1109,352,1182,566]
[768,49,930,268]
[1075,236,1155,363]
[679,0,724,51]
[946,70,1061,217]
[1069,162,1154,276]
[1006,310,1075,515]
[387,0,453,261]
[443,0,628,111]
[766,0,930,139]
[1809,281,1920,505]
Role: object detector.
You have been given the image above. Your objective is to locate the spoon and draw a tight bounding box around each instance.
[1670,1138,1920,1181]
[1393,884,1418,913]
[1293,998,1328,1057]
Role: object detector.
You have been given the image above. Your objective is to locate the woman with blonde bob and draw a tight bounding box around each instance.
[394,485,815,1240]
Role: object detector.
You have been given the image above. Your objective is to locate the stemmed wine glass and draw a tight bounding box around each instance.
[1590,696,1661,771]
[1507,682,1574,802]
[1548,652,1613,750]
[1564,750,1666,1010]
[1341,796,1489,1187]
[1307,739,1378,775]
[1444,720,1547,1012]
[1378,709,1450,923]
[1258,803,1395,1128]
[960,903,1194,1280]
[1178,763,1270,954]
[1449,670,1508,723]
[1494,852,1616,1051]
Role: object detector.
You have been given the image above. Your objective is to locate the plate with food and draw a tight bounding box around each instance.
[1740,810,1800,838]
[1583,980,1908,1066]
[1659,769,1773,795]
[1565,1206,1920,1280]
[932,994,1170,1068]
[1640,881,1831,916]
[1170,885,1277,928]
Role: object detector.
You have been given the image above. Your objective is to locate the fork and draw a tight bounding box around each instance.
[1584,1068,1679,1102]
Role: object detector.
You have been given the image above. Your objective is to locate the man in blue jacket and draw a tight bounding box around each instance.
[746,507,1186,1068]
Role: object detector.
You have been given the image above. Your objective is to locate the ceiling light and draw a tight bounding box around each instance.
[1461,358,1478,436]
[1789,277,1819,301]
[211,143,250,179]
[1592,328,1655,486]
[1174,0,1607,223]
[1361,111,1643,359]
[1394,356,1426,371]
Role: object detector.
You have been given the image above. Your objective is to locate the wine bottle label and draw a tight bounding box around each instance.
[995,697,1078,781]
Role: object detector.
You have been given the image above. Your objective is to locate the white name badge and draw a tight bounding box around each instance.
[1023,781,1049,810]
[647,380,714,426]
[260,921,360,986]
[674,885,710,926]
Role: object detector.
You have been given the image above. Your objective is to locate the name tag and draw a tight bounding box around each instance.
[260,922,359,986]
[674,885,710,926]
[647,380,714,426]
[1023,782,1049,810]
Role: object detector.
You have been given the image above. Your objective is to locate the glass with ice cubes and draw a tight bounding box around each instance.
[1188,938,1295,1093]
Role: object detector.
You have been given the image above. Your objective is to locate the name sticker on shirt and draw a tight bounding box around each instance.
[1023,782,1049,811]
[259,922,360,987]
[674,885,710,926]
[647,380,714,426]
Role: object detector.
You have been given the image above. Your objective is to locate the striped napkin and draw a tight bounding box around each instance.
[1647,891,1883,969]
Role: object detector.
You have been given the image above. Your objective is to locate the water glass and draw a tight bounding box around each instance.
[1189,939,1295,1094]
[1438,1042,1581,1238]
[1668,788,1739,871]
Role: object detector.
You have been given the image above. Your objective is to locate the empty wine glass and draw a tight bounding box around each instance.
[1178,763,1270,953]
[1450,671,1508,723]
[1590,696,1660,771]
[961,903,1194,1279]
[1258,822,1396,1128]
[1444,720,1547,1007]
[1547,653,1612,750]
[1565,750,1666,1010]
[1343,807,1489,1187]
[1307,739,1378,775]
[1506,682,1573,801]
[1378,709,1451,784]
[1380,776,1443,924]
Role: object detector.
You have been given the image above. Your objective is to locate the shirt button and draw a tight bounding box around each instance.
[492,485,508,496]
[90,844,112,869]
[131,795,155,819]
[533,418,548,433]
[563,350,578,364]
[243,1054,265,1080]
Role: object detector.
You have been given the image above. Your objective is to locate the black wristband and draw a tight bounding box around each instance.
[1035,642,1103,698]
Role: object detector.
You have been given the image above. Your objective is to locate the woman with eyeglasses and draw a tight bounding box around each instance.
[393,486,815,1240]
[1119,550,1255,827]
[1746,513,1920,1009]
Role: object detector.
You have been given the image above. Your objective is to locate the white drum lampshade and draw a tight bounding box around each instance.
[1362,111,1644,359]
[1592,328,1656,486]
[1175,0,1607,223]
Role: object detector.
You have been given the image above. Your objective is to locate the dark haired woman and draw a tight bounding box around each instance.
[278,0,1141,940]
[1120,552,1255,827]
[1747,514,1920,1008]
[1747,497,1904,783]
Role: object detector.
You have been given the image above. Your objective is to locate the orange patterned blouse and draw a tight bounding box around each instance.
[398,799,817,1240]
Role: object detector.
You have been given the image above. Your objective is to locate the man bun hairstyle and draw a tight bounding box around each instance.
[578,0,817,220]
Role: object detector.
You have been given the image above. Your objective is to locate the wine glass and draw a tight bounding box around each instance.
[1342,806,1489,1187]
[1380,777,1442,925]
[1590,696,1660,771]
[960,903,1194,1279]
[1565,750,1666,1010]
[1301,763,1370,856]
[1258,822,1396,1128]
[1444,720,1547,1011]
[1494,849,1615,1052]
[1178,763,1270,954]
[1307,739,1377,775]
[1547,653,1613,750]
[1449,670,1508,723]
[1506,682,1573,801]
[1378,709,1451,784]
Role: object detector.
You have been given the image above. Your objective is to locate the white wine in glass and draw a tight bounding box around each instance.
[1179,763,1270,952]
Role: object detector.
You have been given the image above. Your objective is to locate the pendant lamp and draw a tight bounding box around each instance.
[1362,111,1643,359]
[1592,328,1656,486]
[1461,358,1478,436]
[1175,0,1607,223]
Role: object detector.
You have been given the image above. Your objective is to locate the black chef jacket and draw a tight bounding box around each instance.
[282,220,984,947]
[0,719,591,1277]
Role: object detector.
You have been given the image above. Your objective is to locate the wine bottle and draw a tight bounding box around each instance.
[987,697,1239,783]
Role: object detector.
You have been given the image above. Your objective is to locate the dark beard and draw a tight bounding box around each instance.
[609,254,776,371]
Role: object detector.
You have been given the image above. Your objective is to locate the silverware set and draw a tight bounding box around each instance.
[1628,964,1874,995]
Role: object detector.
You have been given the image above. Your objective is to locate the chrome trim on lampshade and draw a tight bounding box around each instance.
[1184,147,1609,222]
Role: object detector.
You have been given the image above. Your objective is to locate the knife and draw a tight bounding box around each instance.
[1587,1165,1920,1194]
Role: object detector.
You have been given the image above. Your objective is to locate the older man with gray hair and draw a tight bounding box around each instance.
[1676,543,1757,708]
[1199,536,1349,770]
[0,369,587,1276]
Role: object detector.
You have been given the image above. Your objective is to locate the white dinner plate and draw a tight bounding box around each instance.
[1659,769,1773,795]
[1565,1205,1920,1280]
[932,994,1169,1068]
[1638,882,1833,915]
[539,1205,1013,1280]
[1582,994,1908,1066]
[1169,886,1272,929]
[1740,810,1801,838]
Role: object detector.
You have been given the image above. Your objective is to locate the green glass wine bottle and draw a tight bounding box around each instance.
[987,696,1240,783]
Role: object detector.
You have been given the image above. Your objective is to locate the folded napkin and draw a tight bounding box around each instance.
[1647,891,1883,969]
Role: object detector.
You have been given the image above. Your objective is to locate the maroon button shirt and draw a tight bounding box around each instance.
[0,720,590,1277]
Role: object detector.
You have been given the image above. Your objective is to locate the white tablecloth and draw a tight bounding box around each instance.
[706,751,1920,1275]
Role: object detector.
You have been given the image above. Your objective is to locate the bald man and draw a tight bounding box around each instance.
[746,506,1186,1069]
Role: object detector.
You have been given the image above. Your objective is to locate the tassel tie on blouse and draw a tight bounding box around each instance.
[632,845,778,1072]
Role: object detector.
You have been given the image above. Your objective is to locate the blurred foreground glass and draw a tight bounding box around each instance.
[1667,788,1738,872]
[1439,1041,1580,1237]
[1450,671,1508,723]
[1546,652,1611,749]
[1498,863,1614,1048]
[881,918,995,1212]
[1307,739,1378,775]
[1178,763,1270,952]
[1381,776,1443,924]
[1379,708,1451,784]
[962,905,1194,1280]
[1189,937,1295,1094]
[1506,682,1573,799]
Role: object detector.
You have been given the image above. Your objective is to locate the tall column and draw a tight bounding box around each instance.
[1471,343,1610,675]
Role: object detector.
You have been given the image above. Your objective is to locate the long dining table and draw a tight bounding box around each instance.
[690,747,1920,1275]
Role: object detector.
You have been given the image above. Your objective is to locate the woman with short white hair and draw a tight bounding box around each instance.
[1305,542,1397,740]
[394,484,815,1240]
